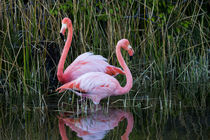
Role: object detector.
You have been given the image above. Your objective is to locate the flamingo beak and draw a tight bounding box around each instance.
[128,45,134,60]
[129,55,133,60]
[60,23,67,41]
[60,33,65,41]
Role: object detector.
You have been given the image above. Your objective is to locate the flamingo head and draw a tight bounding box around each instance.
[60,18,72,41]
[117,39,134,58]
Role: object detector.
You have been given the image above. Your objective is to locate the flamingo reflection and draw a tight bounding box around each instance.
[58,109,134,140]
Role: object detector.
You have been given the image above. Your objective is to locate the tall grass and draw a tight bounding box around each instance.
[0,0,209,109]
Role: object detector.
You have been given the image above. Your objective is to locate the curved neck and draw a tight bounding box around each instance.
[59,119,69,140]
[116,44,133,95]
[121,112,134,140]
[57,24,73,83]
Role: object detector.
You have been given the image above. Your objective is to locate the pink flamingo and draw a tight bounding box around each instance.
[58,109,134,140]
[57,17,124,84]
[56,39,134,104]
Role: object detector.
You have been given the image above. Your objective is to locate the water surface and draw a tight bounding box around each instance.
[0,85,209,140]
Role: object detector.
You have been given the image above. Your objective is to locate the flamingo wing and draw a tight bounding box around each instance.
[105,65,125,76]
[62,52,124,82]
[56,72,120,104]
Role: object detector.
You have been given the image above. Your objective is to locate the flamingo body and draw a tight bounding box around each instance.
[57,17,124,84]
[57,72,120,104]
[57,39,134,104]
[61,52,124,84]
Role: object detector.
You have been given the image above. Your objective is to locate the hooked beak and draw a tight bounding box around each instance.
[60,33,65,41]
[129,55,133,60]
[60,23,67,41]
[128,45,134,60]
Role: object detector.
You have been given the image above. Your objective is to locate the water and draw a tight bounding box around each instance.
[0,85,209,140]
[1,106,209,140]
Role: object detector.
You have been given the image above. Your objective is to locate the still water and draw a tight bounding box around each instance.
[0,86,209,140]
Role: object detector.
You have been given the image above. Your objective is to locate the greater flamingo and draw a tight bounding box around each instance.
[58,109,134,140]
[56,39,134,104]
[57,17,124,84]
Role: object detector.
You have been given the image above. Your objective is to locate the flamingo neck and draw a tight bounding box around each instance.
[121,112,134,140]
[57,25,73,83]
[116,44,133,95]
[59,119,69,140]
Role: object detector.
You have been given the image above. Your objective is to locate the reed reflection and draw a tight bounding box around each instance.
[58,108,134,140]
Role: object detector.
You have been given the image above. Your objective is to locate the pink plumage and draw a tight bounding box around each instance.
[58,109,134,140]
[57,17,124,84]
[57,72,120,104]
[56,39,134,104]
[62,52,124,84]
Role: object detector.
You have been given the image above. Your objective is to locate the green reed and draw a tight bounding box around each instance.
[1,85,209,140]
[0,0,209,110]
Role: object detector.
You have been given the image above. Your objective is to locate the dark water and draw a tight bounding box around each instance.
[1,105,209,139]
[0,85,209,140]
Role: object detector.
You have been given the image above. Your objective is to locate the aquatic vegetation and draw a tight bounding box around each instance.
[0,1,209,139]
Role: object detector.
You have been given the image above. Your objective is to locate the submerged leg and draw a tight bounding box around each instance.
[90,96,101,105]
